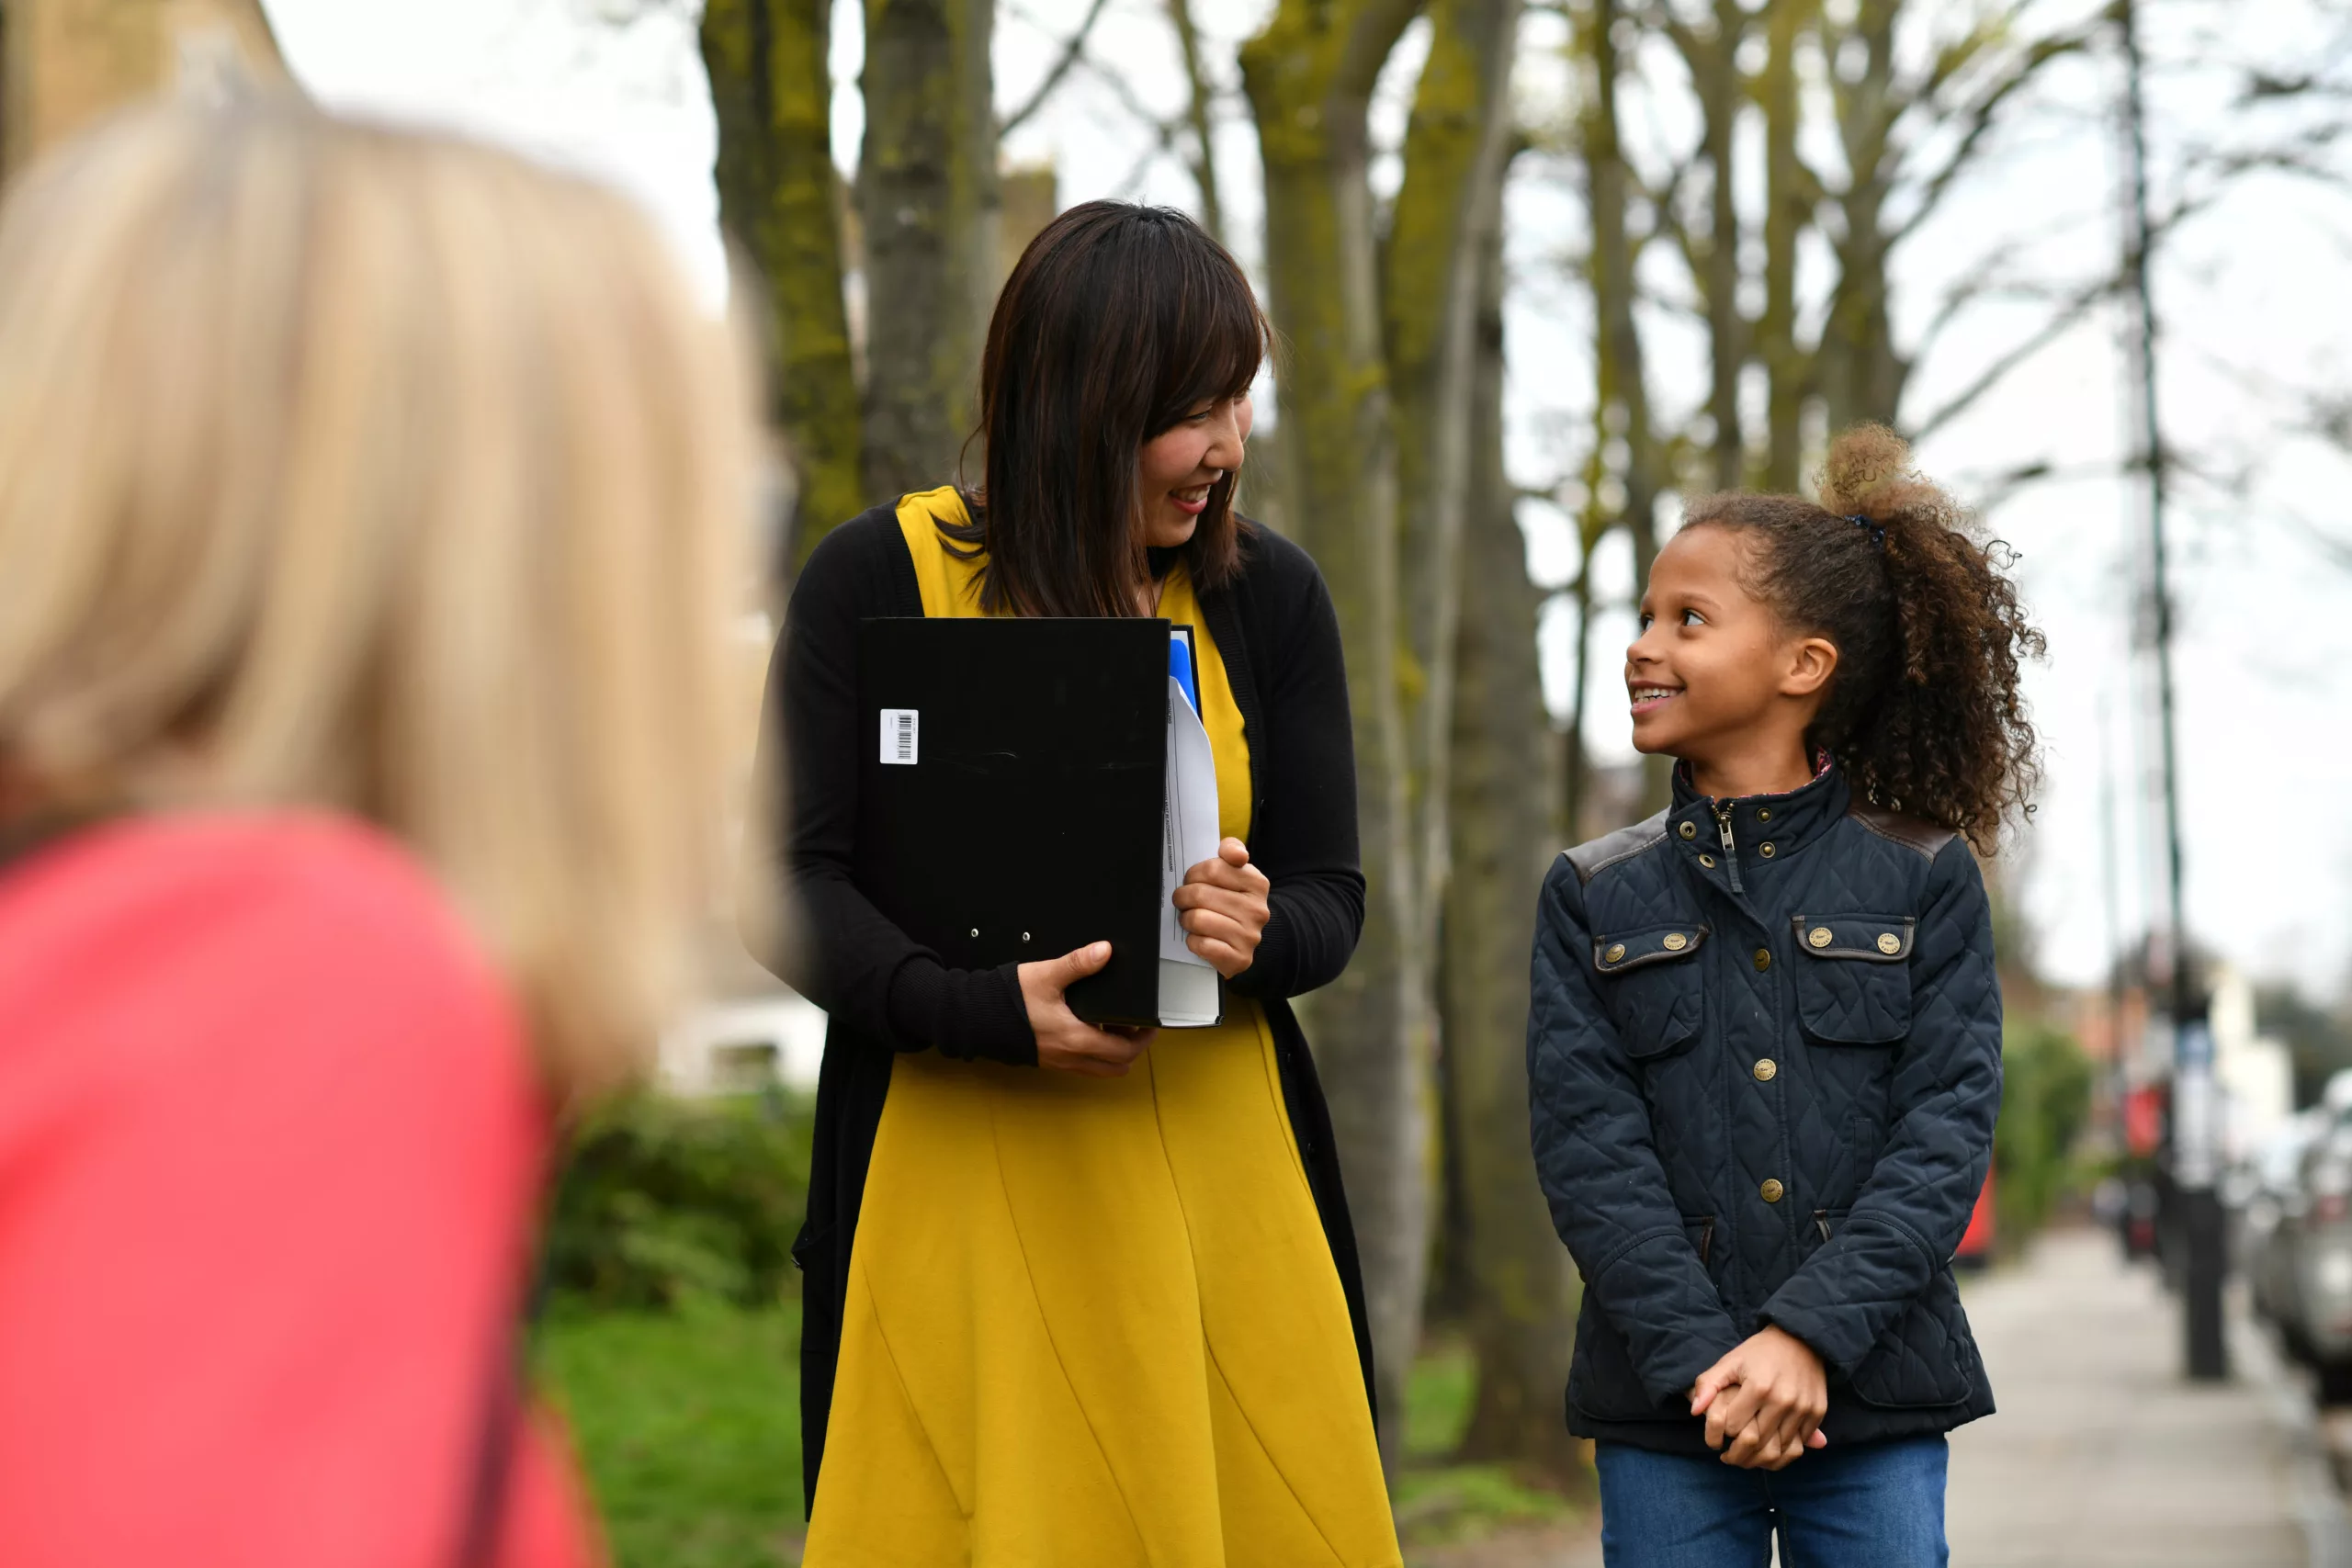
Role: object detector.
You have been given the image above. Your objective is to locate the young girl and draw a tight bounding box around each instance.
[1528,426,2041,1565]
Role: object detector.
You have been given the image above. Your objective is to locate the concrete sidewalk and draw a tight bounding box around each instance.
[1948,1226,2346,1567]
[1445,1226,2349,1567]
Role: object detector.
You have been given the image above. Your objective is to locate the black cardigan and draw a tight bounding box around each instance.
[748,503,1375,1508]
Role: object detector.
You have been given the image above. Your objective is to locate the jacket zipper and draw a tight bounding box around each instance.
[1712,800,1744,893]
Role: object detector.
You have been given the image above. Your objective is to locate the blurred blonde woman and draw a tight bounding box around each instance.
[0,100,752,1566]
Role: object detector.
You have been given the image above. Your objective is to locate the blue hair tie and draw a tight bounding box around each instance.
[1847,513,1886,550]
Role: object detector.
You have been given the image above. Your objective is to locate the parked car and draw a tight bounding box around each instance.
[2246,1111,2324,1331]
[2249,1073,2352,1403]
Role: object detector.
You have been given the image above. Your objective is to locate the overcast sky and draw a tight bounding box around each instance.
[259,0,2352,1008]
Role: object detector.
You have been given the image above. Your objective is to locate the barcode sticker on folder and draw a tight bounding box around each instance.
[880,709,919,765]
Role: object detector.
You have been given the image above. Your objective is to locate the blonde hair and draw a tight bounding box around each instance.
[0,98,755,1094]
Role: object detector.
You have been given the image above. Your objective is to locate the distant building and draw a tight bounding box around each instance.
[2212,962,2295,1163]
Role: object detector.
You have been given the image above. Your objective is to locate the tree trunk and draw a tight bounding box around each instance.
[1670,0,1747,491]
[1564,529,1597,839]
[1819,0,1904,431]
[1443,134,1582,1480]
[1385,0,1522,1315]
[7,0,285,175]
[1583,0,1667,817]
[703,0,866,577]
[1758,0,1812,490]
[860,0,997,501]
[1167,0,1225,242]
[1240,0,1422,1470]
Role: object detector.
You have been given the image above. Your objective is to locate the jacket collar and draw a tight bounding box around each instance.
[1668,755,1850,888]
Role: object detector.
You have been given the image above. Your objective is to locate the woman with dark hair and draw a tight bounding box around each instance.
[754,201,1398,1564]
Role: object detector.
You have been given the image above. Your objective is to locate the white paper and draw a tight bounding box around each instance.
[1159,675,1222,1026]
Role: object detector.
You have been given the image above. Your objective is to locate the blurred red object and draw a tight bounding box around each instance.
[2125,1084,2165,1159]
[1956,1167,1996,1264]
[0,816,596,1568]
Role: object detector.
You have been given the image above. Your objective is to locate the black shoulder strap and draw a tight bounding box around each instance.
[453,1335,522,1568]
[0,806,117,879]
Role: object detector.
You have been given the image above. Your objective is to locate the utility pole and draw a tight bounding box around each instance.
[2097,697,2131,1135]
[2117,0,2224,1381]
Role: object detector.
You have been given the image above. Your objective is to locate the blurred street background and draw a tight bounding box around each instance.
[21,0,2352,1562]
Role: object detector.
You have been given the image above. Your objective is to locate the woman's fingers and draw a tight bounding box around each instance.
[1171,884,1261,921]
[1019,942,1163,1076]
[1181,854,1269,894]
[1037,1024,1152,1076]
[1179,907,1255,947]
[1184,934,1250,977]
[1019,941,1113,1003]
[1054,1055,1126,1078]
[1052,941,1114,985]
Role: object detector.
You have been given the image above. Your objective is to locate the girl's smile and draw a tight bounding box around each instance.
[1629,684,1683,715]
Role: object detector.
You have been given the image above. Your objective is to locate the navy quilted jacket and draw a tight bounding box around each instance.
[1527,761,1999,1455]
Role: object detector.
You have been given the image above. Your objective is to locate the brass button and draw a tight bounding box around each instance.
[1604,942,1626,964]
[1877,932,1902,955]
[1663,932,1689,952]
[1679,820,1698,840]
[1760,1179,1785,1203]
[1753,1058,1777,1082]
[1699,853,1715,868]
[1808,926,1833,949]
[1757,807,1772,822]
[1758,841,1776,858]
[1752,948,1771,972]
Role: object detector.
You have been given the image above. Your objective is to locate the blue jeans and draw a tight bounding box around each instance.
[1595,1436,1949,1568]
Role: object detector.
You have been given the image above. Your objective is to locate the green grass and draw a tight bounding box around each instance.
[1406,1339,1479,1460]
[533,1300,804,1568]
[1394,1339,1577,1550]
[531,1303,1578,1562]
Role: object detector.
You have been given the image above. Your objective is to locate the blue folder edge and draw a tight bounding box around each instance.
[1169,625,1201,715]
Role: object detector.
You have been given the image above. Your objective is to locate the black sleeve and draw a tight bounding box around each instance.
[1226,536,1366,1001]
[745,513,1035,1066]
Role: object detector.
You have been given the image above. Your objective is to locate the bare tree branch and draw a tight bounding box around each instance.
[2278,505,2352,572]
[1887,25,2097,247]
[1000,0,1121,138]
[1907,1,2032,107]
[1905,271,2114,442]
[1166,0,1226,236]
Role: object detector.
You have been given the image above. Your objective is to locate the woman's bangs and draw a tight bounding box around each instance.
[1150,248,1267,428]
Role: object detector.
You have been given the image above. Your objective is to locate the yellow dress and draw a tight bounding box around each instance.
[802,490,1399,1568]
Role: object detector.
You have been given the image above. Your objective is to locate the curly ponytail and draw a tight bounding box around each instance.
[1684,424,2044,851]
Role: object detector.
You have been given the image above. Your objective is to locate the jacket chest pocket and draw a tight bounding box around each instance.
[1593,923,1708,1059]
[1789,914,1914,1046]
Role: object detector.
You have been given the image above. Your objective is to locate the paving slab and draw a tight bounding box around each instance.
[1948,1226,2335,1568]
[1434,1225,2349,1567]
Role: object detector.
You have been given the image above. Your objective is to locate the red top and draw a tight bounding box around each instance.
[0,814,598,1567]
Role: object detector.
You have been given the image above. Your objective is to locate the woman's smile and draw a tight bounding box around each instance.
[1137,392,1251,548]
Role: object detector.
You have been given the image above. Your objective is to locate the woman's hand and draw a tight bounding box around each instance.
[1172,838,1270,978]
[1688,1326,1829,1471]
[1017,942,1157,1077]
